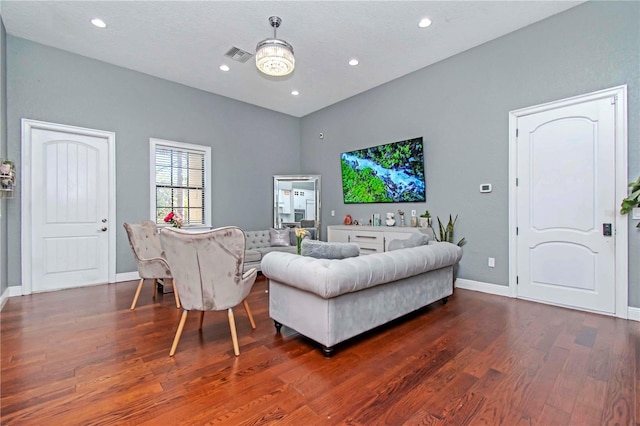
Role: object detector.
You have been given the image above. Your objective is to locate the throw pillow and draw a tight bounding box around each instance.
[270,228,291,247]
[387,233,430,251]
[300,239,360,259]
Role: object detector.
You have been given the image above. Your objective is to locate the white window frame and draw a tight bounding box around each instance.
[149,138,212,228]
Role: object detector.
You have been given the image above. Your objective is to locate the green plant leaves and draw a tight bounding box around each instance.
[620,176,640,215]
[434,214,466,247]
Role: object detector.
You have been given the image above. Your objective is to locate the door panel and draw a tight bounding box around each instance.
[516,96,615,314]
[32,129,110,292]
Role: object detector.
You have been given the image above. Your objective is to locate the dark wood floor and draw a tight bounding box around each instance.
[1,276,638,425]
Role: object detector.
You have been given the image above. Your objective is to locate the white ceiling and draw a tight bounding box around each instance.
[1,1,584,118]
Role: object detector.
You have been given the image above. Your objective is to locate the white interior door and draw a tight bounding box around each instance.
[22,120,116,293]
[515,96,617,314]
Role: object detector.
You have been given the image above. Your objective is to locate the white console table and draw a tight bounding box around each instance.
[327,225,434,255]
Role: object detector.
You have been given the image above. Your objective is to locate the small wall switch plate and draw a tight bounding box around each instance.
[632,207,640,220]
[411,210,416,216]
[331,210,335,217]
[488,257,495,268]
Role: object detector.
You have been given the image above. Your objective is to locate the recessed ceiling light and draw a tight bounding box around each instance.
[418,18,432,28]
[348,59,359,66]
[291,90,300,96]
[91,18,107,28]
[219,64,230,72]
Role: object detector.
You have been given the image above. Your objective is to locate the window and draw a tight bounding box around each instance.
[150,138,211,227]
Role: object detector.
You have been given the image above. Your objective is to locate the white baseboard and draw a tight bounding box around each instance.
[455,279,640,322]
[116,271,140,282]
[455,278,511,297]
[0,287,9,311]
[0,286,23,310]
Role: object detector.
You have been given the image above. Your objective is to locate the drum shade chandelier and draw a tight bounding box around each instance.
[256,16,295,77]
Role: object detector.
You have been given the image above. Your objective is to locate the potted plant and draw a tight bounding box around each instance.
[432,214,466,286]
[419,210,431,228]
[621,176,640,228]
[434,214,466,247]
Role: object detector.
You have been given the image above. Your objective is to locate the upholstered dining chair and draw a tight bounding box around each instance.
[159,226,258,357]
[123,221,180,310]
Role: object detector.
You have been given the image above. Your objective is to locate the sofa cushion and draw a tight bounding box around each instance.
[270,228,291,247]
[387,233,431,251]
[301,239,360,259]
[245,249,262,263]
[245,230,272,250]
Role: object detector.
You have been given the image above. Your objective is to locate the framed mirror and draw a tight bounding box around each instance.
[273,175,321,239]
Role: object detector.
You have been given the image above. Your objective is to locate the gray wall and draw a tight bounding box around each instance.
[6,37,301,285]
[1,17,7,296]
[301,1,640,307]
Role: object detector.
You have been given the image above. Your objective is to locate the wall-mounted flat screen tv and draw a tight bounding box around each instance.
[341,137,426,204]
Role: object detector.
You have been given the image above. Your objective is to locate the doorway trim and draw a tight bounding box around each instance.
[21,119,116,294]
[508,85,628,319]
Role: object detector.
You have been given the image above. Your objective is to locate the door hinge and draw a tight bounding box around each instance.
[611,95,617,105]
[516,178,519,187]
[516,128,519,138]
[517,276,519,285]
[516,227,519,235]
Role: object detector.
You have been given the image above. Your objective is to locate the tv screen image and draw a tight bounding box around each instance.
[341,137,426,204]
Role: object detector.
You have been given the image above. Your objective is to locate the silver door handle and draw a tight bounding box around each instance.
[101,227,108,232]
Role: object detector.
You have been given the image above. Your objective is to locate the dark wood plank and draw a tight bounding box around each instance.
[1,277,637,425]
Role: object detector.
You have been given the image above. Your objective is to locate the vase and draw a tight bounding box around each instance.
[297,237,302,255]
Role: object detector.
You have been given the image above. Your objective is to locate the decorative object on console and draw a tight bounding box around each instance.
[411,210,418,227]
[344,214,352,225]
[340,137,425,204]
[256,16,295,77]
[269,228,291,247]
[0,159,15,198]
[398,209,405,227]
[419,210,432,228]
[620,176,640,228]
[385,212,395,226]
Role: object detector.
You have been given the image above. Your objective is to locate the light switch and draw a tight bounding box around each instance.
[632,207,640,220]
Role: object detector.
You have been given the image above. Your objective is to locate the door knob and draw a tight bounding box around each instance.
[101,227,108,232]
[102,218,107,223]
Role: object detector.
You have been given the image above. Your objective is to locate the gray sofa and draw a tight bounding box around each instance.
[261,242,463,356]
[243,229,298,272]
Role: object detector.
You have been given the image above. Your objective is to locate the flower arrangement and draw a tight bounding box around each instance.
[163,211,184,228]
[294,227,308,255]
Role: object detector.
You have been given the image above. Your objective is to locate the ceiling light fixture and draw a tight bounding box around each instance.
[291,90,300,96]
[349,59,359,66]
[256,16,295,77]
[219,64,230,72]
[91,18,107,28]
[418,18,432,28]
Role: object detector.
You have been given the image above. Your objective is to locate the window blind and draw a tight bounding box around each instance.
[154,145,205,226]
